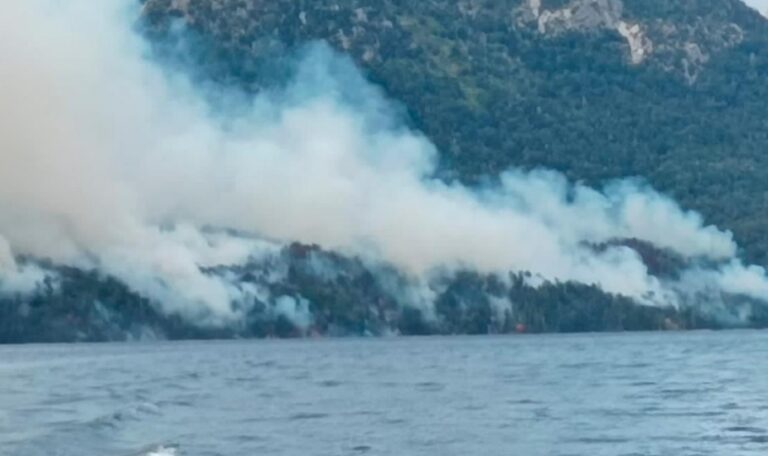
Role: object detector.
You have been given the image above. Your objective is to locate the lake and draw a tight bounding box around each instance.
[2,331,768,455]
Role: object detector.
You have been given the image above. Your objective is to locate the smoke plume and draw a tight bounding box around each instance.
[1,0,767,324]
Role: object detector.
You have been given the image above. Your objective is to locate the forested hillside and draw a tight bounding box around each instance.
[3,0,768,342]
[143,0,768,265]
[0,243,736,343]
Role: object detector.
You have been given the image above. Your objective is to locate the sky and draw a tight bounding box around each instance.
[743,0,768,15]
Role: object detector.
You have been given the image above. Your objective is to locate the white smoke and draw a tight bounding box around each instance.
[0,0,766,321]
[679,260,768,302]
[274,295,313,330]
[0,235,48,295]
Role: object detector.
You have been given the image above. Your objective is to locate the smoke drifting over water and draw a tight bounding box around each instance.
[1,0,767,324]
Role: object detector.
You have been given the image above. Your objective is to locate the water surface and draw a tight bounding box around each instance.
[2,331,768,455]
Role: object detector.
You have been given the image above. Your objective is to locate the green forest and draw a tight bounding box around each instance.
[5,0,768,342]
[143,0,768,265]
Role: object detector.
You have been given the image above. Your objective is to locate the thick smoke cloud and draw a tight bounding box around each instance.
[1,0,767,323]
[0,235,48,295]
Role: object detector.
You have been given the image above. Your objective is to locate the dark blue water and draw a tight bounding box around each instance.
[2,332,768,456]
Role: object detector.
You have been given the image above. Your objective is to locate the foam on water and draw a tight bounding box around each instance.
[136,444,180,456]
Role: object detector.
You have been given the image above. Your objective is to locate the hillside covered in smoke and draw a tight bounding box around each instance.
[2,0,768,342]
[142,0,768,265]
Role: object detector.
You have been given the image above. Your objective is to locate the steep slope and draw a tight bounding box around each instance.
[142,0,768,266]
[3,0,768,343]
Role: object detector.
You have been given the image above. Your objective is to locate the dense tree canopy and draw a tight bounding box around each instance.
[6,0,768,342]
[143,0,768,265]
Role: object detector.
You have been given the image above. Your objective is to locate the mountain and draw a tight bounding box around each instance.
[3,0,768,342]
[142,0,768,266]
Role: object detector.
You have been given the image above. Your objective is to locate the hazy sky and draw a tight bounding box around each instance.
[743,0,768,15]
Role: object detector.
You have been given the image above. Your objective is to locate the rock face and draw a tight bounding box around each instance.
[528,0,653,65]
[617,21,652,64]
[644,11,745,83]
[519,0,743,78]
[527,0,625,33]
